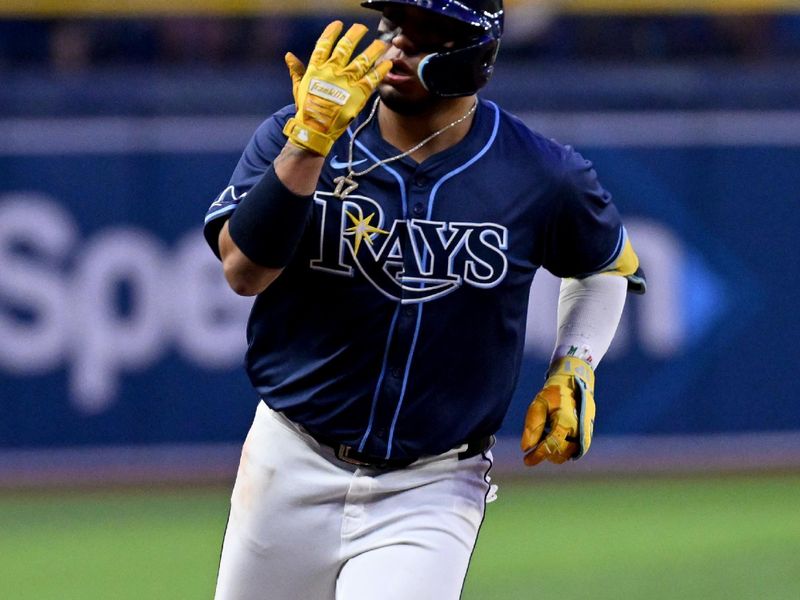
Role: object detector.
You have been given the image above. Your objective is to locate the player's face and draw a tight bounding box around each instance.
[376,6,475,115]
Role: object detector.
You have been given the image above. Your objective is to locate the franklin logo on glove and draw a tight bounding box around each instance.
[308,78,351,105]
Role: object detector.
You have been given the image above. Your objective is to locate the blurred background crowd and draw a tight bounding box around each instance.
[2,12,800,70]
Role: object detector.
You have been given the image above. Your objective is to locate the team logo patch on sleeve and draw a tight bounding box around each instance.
[310,192,508,303]
[204,185,246,224]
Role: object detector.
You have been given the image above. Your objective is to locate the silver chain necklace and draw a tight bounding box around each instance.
[332,96,478,200]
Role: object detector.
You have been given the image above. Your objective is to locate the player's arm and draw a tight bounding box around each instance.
[520,272,627,465]
[215,21,391,296]
[521,251,646,465]
[522,147,646,465]
[218,146,324,296]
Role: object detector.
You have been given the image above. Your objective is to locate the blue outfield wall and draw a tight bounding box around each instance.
[0,112,798,450]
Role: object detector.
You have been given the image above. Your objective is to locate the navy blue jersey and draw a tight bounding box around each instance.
[204,98,625,460]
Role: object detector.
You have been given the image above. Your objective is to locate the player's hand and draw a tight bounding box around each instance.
[520,356,596,466]
[282,21,392,157]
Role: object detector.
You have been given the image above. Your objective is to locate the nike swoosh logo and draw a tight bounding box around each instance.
[330,155,368,169]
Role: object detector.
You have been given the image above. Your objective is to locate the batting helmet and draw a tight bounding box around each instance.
[361,0,504,97]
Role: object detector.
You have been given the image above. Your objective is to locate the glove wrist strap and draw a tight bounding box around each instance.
[547,355,595,389]
[283,118,335,157]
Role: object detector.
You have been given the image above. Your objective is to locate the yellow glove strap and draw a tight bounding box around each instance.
[547,355,595,392]
[283,117,336,157]
[521,356,596,466]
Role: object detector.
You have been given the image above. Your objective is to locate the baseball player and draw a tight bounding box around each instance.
[203,1,644,598]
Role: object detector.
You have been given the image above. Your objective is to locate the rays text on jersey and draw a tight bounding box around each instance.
[310,191,509,303]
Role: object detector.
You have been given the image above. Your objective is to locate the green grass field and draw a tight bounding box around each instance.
[1,474,798,599]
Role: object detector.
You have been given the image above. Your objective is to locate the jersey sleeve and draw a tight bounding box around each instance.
[203,106,294,259]
[538,146,628,279]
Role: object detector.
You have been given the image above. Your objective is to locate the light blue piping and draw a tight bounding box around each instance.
[575,224,626,278]
[348,126,410,453]
[425,102,501,223]
[384,304,423,459]
[204,204,236,224]
[352,135,408,216]
[358,303,401,452]
[384,101,501,459]
[599,225,627,271]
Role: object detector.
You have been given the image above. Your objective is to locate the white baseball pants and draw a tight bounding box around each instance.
[214,401,494,600]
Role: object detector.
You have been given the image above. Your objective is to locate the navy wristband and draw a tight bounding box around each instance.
[227,166,313,268]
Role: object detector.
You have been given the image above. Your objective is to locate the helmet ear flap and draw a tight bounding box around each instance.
[361,0,503,96]
[417,37,500,97]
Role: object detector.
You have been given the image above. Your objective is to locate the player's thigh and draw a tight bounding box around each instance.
[215,515,339,600]
[334,531,476,600]
[215,403,346,600]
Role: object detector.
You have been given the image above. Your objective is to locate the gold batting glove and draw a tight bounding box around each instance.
[283,21,392,157]
[520,356,596,467]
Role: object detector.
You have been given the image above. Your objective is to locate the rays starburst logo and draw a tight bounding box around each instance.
[345,211,389,254]
[310,191,509,304]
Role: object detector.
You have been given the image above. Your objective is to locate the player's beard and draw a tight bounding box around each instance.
[377,84,447,117]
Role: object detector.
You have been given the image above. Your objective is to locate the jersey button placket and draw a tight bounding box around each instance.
[412,172,428,217]
[362,172,427,459]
